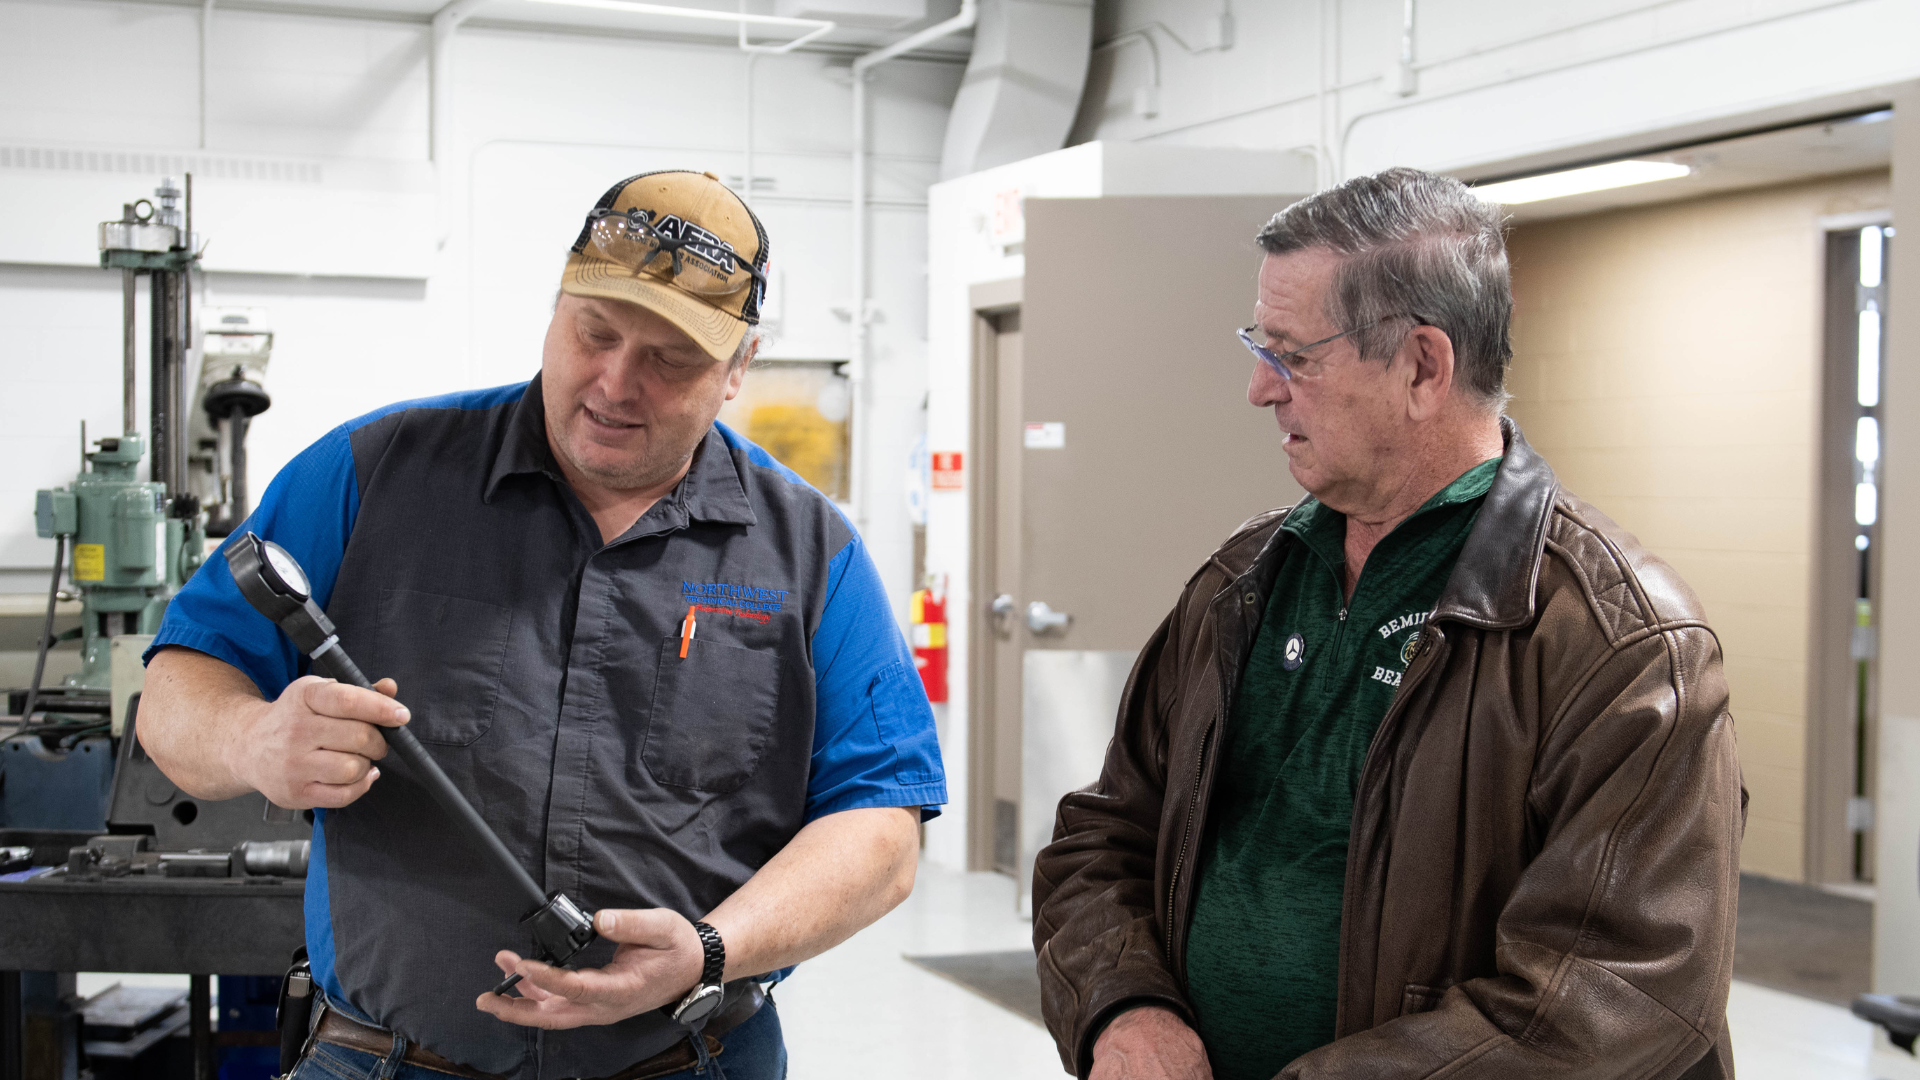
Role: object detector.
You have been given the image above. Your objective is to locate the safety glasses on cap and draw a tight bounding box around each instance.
[584,207,768,298]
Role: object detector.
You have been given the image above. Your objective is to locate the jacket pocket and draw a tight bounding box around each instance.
[643,638,783,793]
[375,589,513,746]
[1400,983,1445,1017]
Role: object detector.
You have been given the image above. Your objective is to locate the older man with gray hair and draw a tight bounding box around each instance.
[1031,167,1744,1080]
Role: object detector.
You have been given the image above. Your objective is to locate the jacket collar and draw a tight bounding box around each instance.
[1431,416,1558,630]
[486,375,757,528]
[1233,415,1557,632]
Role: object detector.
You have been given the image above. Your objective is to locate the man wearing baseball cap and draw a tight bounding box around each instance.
[137,170,946,1080]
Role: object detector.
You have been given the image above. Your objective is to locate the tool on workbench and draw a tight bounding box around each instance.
[223,531,598,995]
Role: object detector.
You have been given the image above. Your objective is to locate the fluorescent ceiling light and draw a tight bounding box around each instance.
[1472,160,1691,205]
[526,0,830,31]
[524,0,836,51]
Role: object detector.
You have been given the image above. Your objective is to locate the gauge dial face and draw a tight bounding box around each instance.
[262,541,310,600]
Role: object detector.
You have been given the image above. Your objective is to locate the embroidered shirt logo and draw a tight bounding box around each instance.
[681,581,790,623]
[1377,611,1428,640]
[1369,610,1430,688]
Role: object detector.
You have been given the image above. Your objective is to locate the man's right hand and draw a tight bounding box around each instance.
[221,675,410,809]
[1090,1006,1213,1080]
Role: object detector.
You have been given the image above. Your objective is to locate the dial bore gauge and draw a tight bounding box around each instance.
[226,531,594,994]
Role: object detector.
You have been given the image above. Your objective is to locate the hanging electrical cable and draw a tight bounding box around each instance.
[19,535,67,728]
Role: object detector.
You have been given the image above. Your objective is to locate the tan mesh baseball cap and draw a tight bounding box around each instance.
[561,170,769,362]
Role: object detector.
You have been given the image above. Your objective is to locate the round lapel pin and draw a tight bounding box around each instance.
[1282,632,1306,672]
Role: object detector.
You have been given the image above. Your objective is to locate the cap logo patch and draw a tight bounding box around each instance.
[633,210,743,275]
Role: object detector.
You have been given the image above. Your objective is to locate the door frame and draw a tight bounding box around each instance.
[967,277,1022,873]
[1808,215,1891,886]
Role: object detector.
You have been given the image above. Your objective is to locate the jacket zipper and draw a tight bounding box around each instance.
[1165,720,1213,964]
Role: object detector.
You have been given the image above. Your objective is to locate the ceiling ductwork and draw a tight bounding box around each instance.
[939,0,1094,181]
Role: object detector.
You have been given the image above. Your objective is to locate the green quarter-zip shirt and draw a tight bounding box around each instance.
[1185,457,1501,1080]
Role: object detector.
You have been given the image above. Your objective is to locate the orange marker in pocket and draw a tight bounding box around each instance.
[680,605,697,658]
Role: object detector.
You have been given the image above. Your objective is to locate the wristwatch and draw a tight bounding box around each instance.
[669,921,726,1026]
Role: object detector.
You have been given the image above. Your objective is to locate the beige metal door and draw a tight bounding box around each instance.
[968,195,1309,895]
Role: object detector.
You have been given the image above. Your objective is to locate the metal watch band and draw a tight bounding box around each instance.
[691,920,725,988]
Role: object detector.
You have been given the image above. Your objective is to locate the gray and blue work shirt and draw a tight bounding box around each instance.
[148,377,947,1078]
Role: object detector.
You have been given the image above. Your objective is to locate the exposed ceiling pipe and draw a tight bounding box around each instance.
[1093,29,1160,118]
[431,0,491,167]
[847,0,979,528]
[1093,11,1235,122]
[1316,0,1333,189]
[735,0,840,211]
[430,0,490,255]
[743,50,760,205]
[1395,0,1417,96]
[200,0,215,149]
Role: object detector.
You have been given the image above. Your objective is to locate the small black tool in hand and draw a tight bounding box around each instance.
[227,531,597,994]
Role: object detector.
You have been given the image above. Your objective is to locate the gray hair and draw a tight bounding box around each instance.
[730,326,762,369]
[1255,167,1512,406]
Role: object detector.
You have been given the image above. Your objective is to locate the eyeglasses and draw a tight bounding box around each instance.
[1236,316,1413,381]
[584,207,768,298]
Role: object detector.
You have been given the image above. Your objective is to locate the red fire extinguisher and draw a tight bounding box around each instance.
[909,576,948,704]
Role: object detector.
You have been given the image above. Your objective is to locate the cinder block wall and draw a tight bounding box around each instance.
[1505,171,1891,881]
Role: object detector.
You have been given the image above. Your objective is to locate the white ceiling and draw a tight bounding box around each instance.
[194,0,975,57]
[1497,108,1892,223]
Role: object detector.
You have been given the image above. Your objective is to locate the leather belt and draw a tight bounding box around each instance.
[310,983,765,1080]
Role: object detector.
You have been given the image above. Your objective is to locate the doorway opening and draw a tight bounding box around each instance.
[1812,221,1891,887]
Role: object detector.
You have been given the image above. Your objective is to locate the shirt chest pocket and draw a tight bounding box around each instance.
[375,588,514,746]
[642,638,783,794]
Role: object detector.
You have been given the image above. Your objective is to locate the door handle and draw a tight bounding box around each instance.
[1026,600,1072,636]
[990,594,1016,638]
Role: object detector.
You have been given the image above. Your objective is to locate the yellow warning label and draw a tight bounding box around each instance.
[74,543,105,581]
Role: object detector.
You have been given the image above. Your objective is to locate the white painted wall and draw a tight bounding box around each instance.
[1075,0,1920,183]
[0,0,962,632]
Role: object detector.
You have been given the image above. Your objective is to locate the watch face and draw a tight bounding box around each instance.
[674,984,724,1025]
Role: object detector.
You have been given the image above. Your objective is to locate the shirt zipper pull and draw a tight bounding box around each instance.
[680,604,697,658]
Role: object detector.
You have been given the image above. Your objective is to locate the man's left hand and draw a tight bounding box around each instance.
[475,908,704,1029]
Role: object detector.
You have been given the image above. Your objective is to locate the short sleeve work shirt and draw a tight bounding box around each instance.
[147,377,946,1079]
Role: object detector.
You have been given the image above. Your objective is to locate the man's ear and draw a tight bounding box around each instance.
[723,339,755,401]
[1402,324,1456,422]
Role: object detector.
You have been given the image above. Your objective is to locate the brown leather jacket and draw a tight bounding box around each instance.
[1032,422,1745,1079]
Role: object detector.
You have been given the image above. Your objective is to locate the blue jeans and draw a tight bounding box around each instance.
[290,1000,787,1080]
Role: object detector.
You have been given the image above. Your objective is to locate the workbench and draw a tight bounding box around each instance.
[0,829,303,1080]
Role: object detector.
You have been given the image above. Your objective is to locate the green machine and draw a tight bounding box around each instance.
[18,177,211,726]
[34,435,175,691]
